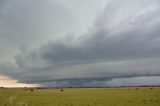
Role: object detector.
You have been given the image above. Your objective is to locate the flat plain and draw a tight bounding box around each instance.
[0,87,160,106]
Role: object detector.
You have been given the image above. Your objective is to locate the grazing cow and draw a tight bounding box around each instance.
[30,89,34,92]
[60,89,64,92]
[24,87,34,92]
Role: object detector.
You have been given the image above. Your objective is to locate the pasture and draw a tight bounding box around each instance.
[0,87,160,106]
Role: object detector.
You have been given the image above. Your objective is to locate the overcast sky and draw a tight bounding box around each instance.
[0,0,160,87]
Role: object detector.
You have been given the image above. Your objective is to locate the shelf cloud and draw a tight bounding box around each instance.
[0,0,160,87]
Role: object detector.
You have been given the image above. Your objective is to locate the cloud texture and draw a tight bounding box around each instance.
[0,0,160,86]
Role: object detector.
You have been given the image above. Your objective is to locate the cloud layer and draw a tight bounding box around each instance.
[0,0,160,86]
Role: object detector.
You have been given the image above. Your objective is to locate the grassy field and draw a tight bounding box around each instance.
[0,87,160,106]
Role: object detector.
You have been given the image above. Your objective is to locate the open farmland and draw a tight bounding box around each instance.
[0,87,160,106]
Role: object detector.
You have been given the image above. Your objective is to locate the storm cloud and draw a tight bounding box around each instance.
[0,0,160,86]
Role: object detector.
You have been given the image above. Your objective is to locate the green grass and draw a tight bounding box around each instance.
[0,87,160,106]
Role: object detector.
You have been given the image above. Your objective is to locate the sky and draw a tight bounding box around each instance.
[0,0,160,87]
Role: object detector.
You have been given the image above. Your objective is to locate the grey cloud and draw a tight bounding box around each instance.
[16,0,160,68]
[0,62,19,78]
[1,0,160,86]
[21,0,160,65]
[0,0,75,43]
[18,76,160,87]
[81,76,160,87]
[0,0,77,62]
[0,0,107,62]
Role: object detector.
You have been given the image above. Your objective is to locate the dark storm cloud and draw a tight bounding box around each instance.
[1,0,160,86]
[0,0,77,62]
[15,0,160,66]
[15,1,160,66]
[0,62,19,78]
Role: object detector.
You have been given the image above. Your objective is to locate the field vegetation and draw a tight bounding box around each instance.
[0,87,160,106]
